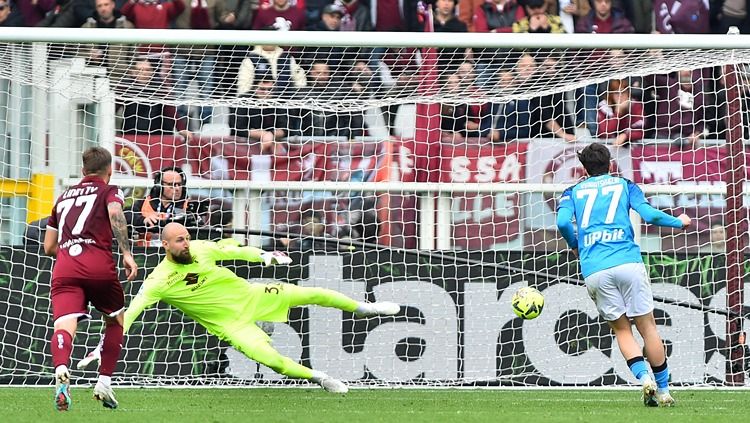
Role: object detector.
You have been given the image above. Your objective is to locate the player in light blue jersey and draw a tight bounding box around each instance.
[556,143,691,407]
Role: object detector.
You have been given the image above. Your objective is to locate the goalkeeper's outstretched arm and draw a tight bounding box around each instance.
[123,281,161,332]
[207,239,293,266]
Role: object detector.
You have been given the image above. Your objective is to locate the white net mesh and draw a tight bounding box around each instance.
[0,31,748,386]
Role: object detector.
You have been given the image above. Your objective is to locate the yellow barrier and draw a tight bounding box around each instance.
[0,174,55,223]
[28,174,55,223]
[0,179,30,197]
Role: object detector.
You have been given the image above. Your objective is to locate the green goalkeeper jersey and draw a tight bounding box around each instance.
[124,239,266,337]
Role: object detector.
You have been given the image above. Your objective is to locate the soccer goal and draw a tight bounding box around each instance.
[0,27,747,387]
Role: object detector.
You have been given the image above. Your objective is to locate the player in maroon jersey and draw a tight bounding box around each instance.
[43,146,137,411]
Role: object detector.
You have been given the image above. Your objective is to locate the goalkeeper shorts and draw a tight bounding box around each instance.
[245,282,295,323]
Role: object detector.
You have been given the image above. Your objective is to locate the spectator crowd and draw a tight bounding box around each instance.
[5,0,744,153]
[10,0,743,252]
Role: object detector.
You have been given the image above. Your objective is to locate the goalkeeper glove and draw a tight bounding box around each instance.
[261,251,292,266]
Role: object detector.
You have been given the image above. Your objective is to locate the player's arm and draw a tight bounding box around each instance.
[628,181,691,229]
[108,201,138,281]
[555,188,578,249]
[207,238,292,266]
[123,279,161,332]
[43,207,59,256]
[43,226,58,257]
[556,207,578,248]
[634,203,688,227]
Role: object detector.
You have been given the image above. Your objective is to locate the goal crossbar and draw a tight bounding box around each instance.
[1,27,750,50]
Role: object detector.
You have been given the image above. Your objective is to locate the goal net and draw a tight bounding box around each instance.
[0,28,748,387]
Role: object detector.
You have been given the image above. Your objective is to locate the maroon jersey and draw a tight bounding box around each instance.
[47,175,124,280]
[252,7,306,30]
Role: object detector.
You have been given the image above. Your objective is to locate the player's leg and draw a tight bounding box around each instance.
[586,266,656,406]
[50,278,89,411]
[76,335,103,370]
[620,263,674,407]
[88,279,126,409]
[229,324,348,393]
[633,313,673,407]
[285,284,400,316]
[90,312,123,409]
[52,316,77,411]
[609,315,642,358]
[608,314,657,406]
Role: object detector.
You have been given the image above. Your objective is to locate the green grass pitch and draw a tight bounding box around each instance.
[1,388,748,422]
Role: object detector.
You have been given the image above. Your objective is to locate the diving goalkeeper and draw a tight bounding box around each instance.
[80,222,400,393]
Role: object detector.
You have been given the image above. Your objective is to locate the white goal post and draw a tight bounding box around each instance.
[0,27,748,387]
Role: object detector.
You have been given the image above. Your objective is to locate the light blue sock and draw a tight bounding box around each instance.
[652,361,669,391]
[627,356,649,381]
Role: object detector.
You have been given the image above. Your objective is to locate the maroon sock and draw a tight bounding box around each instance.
[99,324,124,377]
[51,330,73,369]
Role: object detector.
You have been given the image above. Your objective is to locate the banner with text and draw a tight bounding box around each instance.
[113,137,750,251]
[440,143,527,249]
[0,247,746,386]
[524,140,635,231]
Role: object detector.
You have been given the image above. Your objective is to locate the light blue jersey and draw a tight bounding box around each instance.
[556,174,683,278]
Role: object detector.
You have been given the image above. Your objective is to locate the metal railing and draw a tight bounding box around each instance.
[63,178,741,249]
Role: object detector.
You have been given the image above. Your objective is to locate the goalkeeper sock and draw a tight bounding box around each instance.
[626,356,649,381]
[652,360,670,391]
[51,330,73,369]
[310,370,328,383]
[355,302,375,315]
[288,286,359,312]
[99,324,124,377]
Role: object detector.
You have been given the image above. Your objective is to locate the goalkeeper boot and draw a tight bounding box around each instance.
[355,302,401,317]
[93,381,119,409]
[320,377,349,394]
[77,347,101,370]
[641,376,658,407]
[54,366,71,411]
[655,390,675,407]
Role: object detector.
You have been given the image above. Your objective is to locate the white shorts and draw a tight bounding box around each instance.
[584,262,654,322]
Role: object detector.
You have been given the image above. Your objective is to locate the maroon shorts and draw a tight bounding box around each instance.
[51,277,125,322]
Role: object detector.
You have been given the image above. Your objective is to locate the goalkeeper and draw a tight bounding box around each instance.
[80,222,400,393]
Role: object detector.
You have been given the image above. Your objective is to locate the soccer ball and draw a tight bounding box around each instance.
[511,287,545,320]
